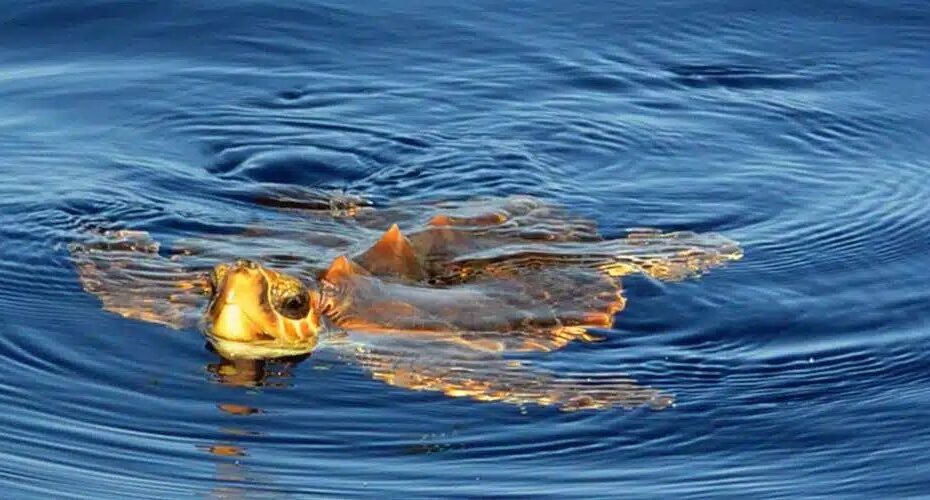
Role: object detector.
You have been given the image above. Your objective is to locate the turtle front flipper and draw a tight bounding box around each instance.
[69,229,211,329]
[598,229,743,280]
[350,341,672,411]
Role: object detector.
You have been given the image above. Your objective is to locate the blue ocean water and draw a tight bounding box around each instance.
[0,0,928,497]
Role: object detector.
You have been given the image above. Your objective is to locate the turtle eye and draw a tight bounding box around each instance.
[277,293,310,319]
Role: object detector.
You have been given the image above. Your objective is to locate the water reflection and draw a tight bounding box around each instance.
[218,403,263,417]
[201,357,286,499]
[201,442,251,499]
[206,353,309,388]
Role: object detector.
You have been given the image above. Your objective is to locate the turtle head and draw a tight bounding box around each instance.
[204,259,326,359]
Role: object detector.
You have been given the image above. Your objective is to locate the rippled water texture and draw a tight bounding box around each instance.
[1,1,928,497]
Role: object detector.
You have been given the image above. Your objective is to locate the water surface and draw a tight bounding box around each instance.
[0,0,928,497]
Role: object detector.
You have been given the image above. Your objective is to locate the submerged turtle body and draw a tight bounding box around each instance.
[71,196,741,410]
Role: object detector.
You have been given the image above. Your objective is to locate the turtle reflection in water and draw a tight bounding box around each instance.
[71,196,741,410]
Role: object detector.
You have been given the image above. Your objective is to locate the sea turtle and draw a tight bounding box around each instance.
[70,195,741,410]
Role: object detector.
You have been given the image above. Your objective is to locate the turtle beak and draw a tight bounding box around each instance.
[205,260,276,343]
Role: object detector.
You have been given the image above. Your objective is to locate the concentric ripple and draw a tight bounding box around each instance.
[0,0,928,497]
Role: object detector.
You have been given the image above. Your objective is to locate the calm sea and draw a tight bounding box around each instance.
[0,1,928,497]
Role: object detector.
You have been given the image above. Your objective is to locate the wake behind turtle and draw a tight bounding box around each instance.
[71,196,741,410]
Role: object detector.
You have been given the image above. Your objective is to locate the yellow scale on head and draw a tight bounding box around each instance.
[205,260,323,359]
